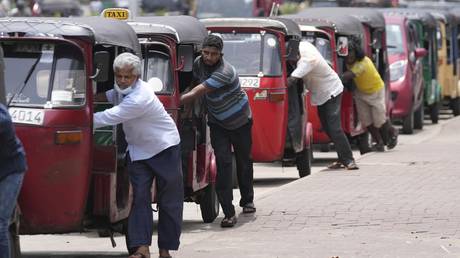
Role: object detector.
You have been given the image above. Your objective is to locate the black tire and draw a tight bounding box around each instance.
[451,97,460,116]
[296,147,312,178]
[9,206,21,258]
[413,104,424,130]
[402,111,414,134]
[357,132,372,154]
[199,183,219,223]
[430,102,439,124]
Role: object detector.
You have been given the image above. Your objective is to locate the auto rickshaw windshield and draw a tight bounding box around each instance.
[301,36,333,66]
[141,49,174,94]
[3,41,85,108]
[221,32,282,76]
[386,24,405,54]
[196,0,252,18]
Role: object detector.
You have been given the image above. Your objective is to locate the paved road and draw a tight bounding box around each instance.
[20,112,459,257]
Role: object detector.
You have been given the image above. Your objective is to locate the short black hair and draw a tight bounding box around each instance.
[203,34,223,52]
[349,36,365,61]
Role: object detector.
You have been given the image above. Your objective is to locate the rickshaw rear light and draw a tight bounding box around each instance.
[268,92,285,102]
[55,130,82,145]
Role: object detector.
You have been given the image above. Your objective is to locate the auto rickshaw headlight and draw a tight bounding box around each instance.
[389,60,407,82]
[55,130,82,145]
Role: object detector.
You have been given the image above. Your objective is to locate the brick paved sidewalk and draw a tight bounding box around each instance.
[173,117,460,258]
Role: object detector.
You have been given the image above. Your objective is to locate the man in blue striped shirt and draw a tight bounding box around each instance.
[181,35,255,228]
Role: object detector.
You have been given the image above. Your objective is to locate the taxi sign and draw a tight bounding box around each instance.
[101,8,131,21]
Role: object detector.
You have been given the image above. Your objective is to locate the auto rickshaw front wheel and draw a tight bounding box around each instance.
[199,183,220,223]
[402,111,414,134]
[414,101,424,130]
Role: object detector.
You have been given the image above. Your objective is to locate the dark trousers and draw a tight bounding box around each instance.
[317,93,354,165]
[0,172,24,258]
[127,144,183,251]
[209,120,254,218]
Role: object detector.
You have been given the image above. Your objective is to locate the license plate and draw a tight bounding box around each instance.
[240,77,260,88]
[8,108,45,126]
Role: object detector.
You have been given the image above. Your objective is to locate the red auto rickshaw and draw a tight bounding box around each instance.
[127,15,219,223]
[2,15,216,257]
[1,17,141,255]
[286,11,371,153]
[201,17,313,177]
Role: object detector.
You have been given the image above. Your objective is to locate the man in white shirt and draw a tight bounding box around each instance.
[288,41,358,170]
[94,52,182,258]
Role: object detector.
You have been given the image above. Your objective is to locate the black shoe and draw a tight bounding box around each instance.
[242,202,256,213]
[220,215,237,228]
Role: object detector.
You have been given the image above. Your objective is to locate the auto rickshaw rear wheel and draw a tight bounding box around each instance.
[429,102,440,124]
[200,183,219,223]
[296,148,312,178]
[451,97,460,116]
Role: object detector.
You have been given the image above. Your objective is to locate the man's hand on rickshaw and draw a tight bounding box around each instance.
[287,76,301,88]
[93,92,108,102]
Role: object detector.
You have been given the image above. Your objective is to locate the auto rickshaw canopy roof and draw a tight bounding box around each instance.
[448,8,460,24]
[0,16,141,56]
[129,16,207,45]
[286,10,365,36]
[201,17,301,39]
[381,8,437,28]
[301,7,386,29]
[418,9,457,26]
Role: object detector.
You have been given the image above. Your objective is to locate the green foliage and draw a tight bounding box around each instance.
[279,2,301,15]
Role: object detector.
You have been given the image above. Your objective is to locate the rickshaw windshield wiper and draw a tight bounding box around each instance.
[7,54,42,107]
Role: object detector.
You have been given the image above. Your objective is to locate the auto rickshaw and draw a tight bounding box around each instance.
[287,9,371,153]
[201,17,313,177]
[382,8,442,124]
[2,16,153,256]
[430,10,460,116]
[126,15,219,223]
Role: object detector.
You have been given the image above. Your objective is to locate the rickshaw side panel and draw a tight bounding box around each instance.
[17,110,92,233]
[246,77,288,162]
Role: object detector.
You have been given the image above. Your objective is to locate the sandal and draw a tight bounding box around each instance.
[128,246,150,258]
[242,203,256,214]
[220,215,237,228]
[327,161,344,169]
[344,160,359,170]
[159,248,172,258]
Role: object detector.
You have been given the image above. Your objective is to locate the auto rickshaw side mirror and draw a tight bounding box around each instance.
[285,39,299,62]
[414,48,428,59]
[91,51,110,82]
[177,45,194,72]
